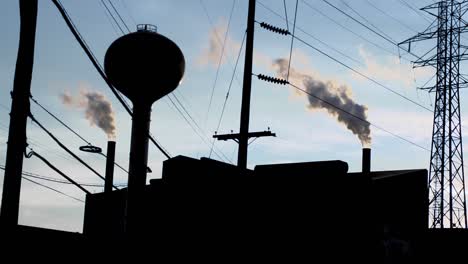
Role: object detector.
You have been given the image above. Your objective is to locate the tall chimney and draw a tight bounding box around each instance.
[362,148,371,174]
[105,141,116,193]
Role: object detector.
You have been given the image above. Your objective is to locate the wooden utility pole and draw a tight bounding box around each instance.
[237,0,256,171]
[0,0,38,228]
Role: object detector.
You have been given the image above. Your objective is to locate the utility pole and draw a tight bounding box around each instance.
[0,0,38,228]
[237,0,256,171]
[399,0,468,228]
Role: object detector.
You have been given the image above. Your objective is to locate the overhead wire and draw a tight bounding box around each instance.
[198,0,244,85]
[209,31,247,158]
[364,0,418,33]
[166,95,233,163]
[300,0,403,59]
[22,176,85,203]
[285,80,431,151]
[25,148,92,195]
[99,0,125,34]
[396,0,433,23]
[318,0,430,64]
[119,0,137,27]
[107,0,131,33]
[52,0,171,159]
[28,112,119,190]
[339,0,398,43]
[98,0,120,36]
[283,0,289,31]
[286,0,299,81]
[321,0,398,45]
[29,95,129,174]
[204,0,237,128]
[291,34,433,112]
[99,0,208,161]
[257,1,365,66]
[0,165,125,188]
[97,0,218,161]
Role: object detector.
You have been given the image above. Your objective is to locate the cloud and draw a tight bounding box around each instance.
[369,108,432,143]
[197,19,271,69]
[197,19,241,67]
[352,46,434,88]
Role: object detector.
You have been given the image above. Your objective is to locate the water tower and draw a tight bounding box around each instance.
[104,24,185,234]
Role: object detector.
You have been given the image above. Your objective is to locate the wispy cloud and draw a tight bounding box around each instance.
[197,19,241,67]
[352,46,434,88]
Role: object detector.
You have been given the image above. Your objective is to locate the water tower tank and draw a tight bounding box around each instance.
[104,24,185,104]
[103,25,185,235]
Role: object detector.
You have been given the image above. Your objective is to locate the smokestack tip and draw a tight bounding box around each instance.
[362,148,371,174]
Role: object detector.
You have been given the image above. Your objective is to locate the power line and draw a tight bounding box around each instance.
[166,95,233,163]
[210,31,246,158]
[364,0,418,33]
[319,0,428,63]
[22,176,84,203]
[322,0,398,46]
[286,0,299,81]
[283,0,289,31]
[30,95,91,145]
[29,95,129,174]
[1,155,85,204]
[292,34,433,112]
[107,0,131,33]
[300,0,402,58]
[25,149,91,195]
[285,81,430,151]
[204,0,237,128]
[119,0,137,27]
[51,0,171,159]
[198,0,244,85]
[99,0,125,34]
[396,0,432,23]
[28,113,119,190]
[98,0,120,36]
[0,165,125,188]
[257,1,365,66]
[339,0,397,43]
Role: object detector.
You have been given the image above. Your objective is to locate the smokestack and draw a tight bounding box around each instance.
[362,148,371,174]
[105,141,116,193]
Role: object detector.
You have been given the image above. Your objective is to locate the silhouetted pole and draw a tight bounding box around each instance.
[104,141,116,193]
[126,103,151,234]
[0,0,38,228]
[238,0,256,172]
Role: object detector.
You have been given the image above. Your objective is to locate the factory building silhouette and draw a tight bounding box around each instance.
[2,1,468,263]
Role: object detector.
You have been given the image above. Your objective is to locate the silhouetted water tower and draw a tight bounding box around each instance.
[104,24,185,234]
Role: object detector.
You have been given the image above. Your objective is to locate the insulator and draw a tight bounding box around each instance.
[257,74,289,85]
[259,22,290,36]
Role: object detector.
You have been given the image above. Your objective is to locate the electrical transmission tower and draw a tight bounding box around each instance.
[400,0,468,228]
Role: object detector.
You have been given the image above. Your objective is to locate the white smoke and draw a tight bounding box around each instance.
[273,58,371,146]
[60,90,116,139]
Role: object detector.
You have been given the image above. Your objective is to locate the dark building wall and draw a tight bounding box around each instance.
[82,156,428,260]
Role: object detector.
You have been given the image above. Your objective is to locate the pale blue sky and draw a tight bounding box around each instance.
[0,0,463,232]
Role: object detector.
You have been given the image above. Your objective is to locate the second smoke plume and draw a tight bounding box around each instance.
[61,90,116,139]
[273,58,371,146]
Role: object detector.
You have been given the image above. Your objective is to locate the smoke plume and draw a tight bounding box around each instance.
[273,58,371,146]
[60,90,116,139]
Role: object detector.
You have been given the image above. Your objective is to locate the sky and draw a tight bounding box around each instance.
[0,0,464,232]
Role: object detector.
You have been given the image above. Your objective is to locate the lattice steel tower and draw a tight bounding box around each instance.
[400,0,467,228]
